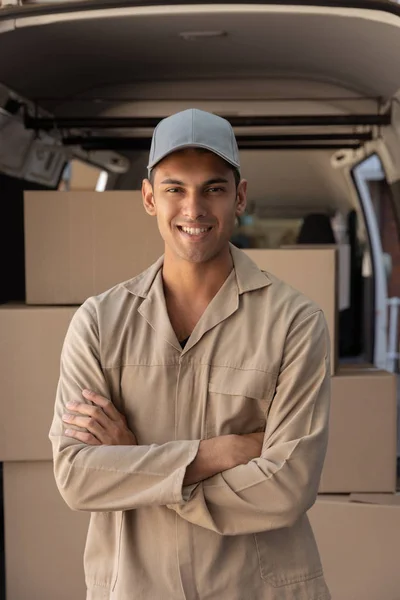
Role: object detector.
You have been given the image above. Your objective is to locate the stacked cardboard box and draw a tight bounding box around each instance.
[0,304,88,599]
[245,248,338,374]
[320,367,397,493]
[3,462,89,600]
[69,160,102,191]
[309,494,400,600]
[1,190,164,599]
[24,191,165,304]
[309,366,399,599]
[3,192,398,599]
[245,249,398,494]
[245,248,399,599]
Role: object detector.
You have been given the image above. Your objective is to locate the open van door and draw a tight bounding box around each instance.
[333,146,392,369]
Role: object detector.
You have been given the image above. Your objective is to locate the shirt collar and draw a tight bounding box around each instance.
[229,243,272,294]
[122,243,271,298]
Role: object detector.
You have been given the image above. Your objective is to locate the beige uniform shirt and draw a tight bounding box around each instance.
[50,244,331,600]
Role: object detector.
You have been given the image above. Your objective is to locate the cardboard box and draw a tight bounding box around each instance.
[319,368,397,493]
[3,461,89,600]
[245,248,337,374]
[24,191,164,304]
[309,495,400,600]
[282,243,350,311]
[69,160,101,191]
[338,362,375,370]
[0,304,77,461]
[350,493,400,505]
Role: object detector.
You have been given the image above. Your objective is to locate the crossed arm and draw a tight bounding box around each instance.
[50,301,330,535]
[63,389,264,486]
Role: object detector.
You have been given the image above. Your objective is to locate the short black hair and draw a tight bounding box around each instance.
[149,149,241,189]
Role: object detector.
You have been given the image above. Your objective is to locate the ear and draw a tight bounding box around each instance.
[235,179,247,217]
[142,178,156,216]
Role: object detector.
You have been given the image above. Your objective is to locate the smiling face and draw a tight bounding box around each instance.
[142,148,247,266]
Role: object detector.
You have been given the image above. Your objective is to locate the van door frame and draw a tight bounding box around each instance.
[350,154,388,369]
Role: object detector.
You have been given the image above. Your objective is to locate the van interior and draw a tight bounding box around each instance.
[2,2,400,596]
[2,1,400,365]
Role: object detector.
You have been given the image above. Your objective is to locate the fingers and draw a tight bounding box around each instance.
[82,389,123,422]
[62,412,106,440]
[64,428,101,445]
[65,400,110,428]
[63,390,137,446]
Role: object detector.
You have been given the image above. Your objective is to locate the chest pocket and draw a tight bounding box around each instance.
[206,366,277,438]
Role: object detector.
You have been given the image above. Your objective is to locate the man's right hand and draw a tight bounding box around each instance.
[183,432,264,486]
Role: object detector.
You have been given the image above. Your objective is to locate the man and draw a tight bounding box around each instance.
[50,108,331,600]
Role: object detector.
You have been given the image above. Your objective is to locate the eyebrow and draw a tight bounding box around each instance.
[160,178,185,185]
[160,177,230,186]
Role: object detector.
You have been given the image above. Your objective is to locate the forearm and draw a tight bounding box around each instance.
[183,432,265,485]
[51,302,201,512]
[52,436,200,512]
[170,310,330,535]
[183,436,234,485]
[175,428,328,535]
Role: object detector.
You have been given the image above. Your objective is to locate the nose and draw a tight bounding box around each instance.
[181,189,207,221]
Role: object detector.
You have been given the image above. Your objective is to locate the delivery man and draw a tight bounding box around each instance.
[50,108,331,600]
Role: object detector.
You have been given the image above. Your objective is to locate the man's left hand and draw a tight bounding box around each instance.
[63,389,137,446]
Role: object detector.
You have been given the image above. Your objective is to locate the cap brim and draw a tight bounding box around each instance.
[147,142,240,173]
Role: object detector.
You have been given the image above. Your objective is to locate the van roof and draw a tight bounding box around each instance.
[1,2,400,110]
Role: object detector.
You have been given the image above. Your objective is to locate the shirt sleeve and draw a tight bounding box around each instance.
[49,300,200,513]
[167,309,330,535]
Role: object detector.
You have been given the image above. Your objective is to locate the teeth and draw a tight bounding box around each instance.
[181,226,210,235]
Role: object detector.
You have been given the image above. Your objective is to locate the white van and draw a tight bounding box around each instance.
[1,2,400,598]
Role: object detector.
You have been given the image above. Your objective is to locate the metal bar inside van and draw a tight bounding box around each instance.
[25,113,391,131]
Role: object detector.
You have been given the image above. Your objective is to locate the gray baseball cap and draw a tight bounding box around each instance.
[147,108,240,177]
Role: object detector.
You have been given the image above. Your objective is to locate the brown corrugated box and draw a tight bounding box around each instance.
[245,248,337,374]
[3,461,89,600]
[24,191,164,304]
[69,160,101,191]
[0,304,77,461]
[319,368,397,493]
[24,196,340,349]
[282,243,350,311]
[309,494,400,600]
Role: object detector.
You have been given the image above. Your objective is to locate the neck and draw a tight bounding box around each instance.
[162,247,233,303]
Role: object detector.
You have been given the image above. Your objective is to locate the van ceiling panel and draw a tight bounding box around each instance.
[51,85,382,131]
[63,79,378,111]
[232,149,350,212]
[0,5,400,111]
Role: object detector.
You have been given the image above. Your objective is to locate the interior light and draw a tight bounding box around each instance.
[179,31,227,41]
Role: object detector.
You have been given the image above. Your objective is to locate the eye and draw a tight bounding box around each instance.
[165,187,182,194]
[206,187,225,194]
